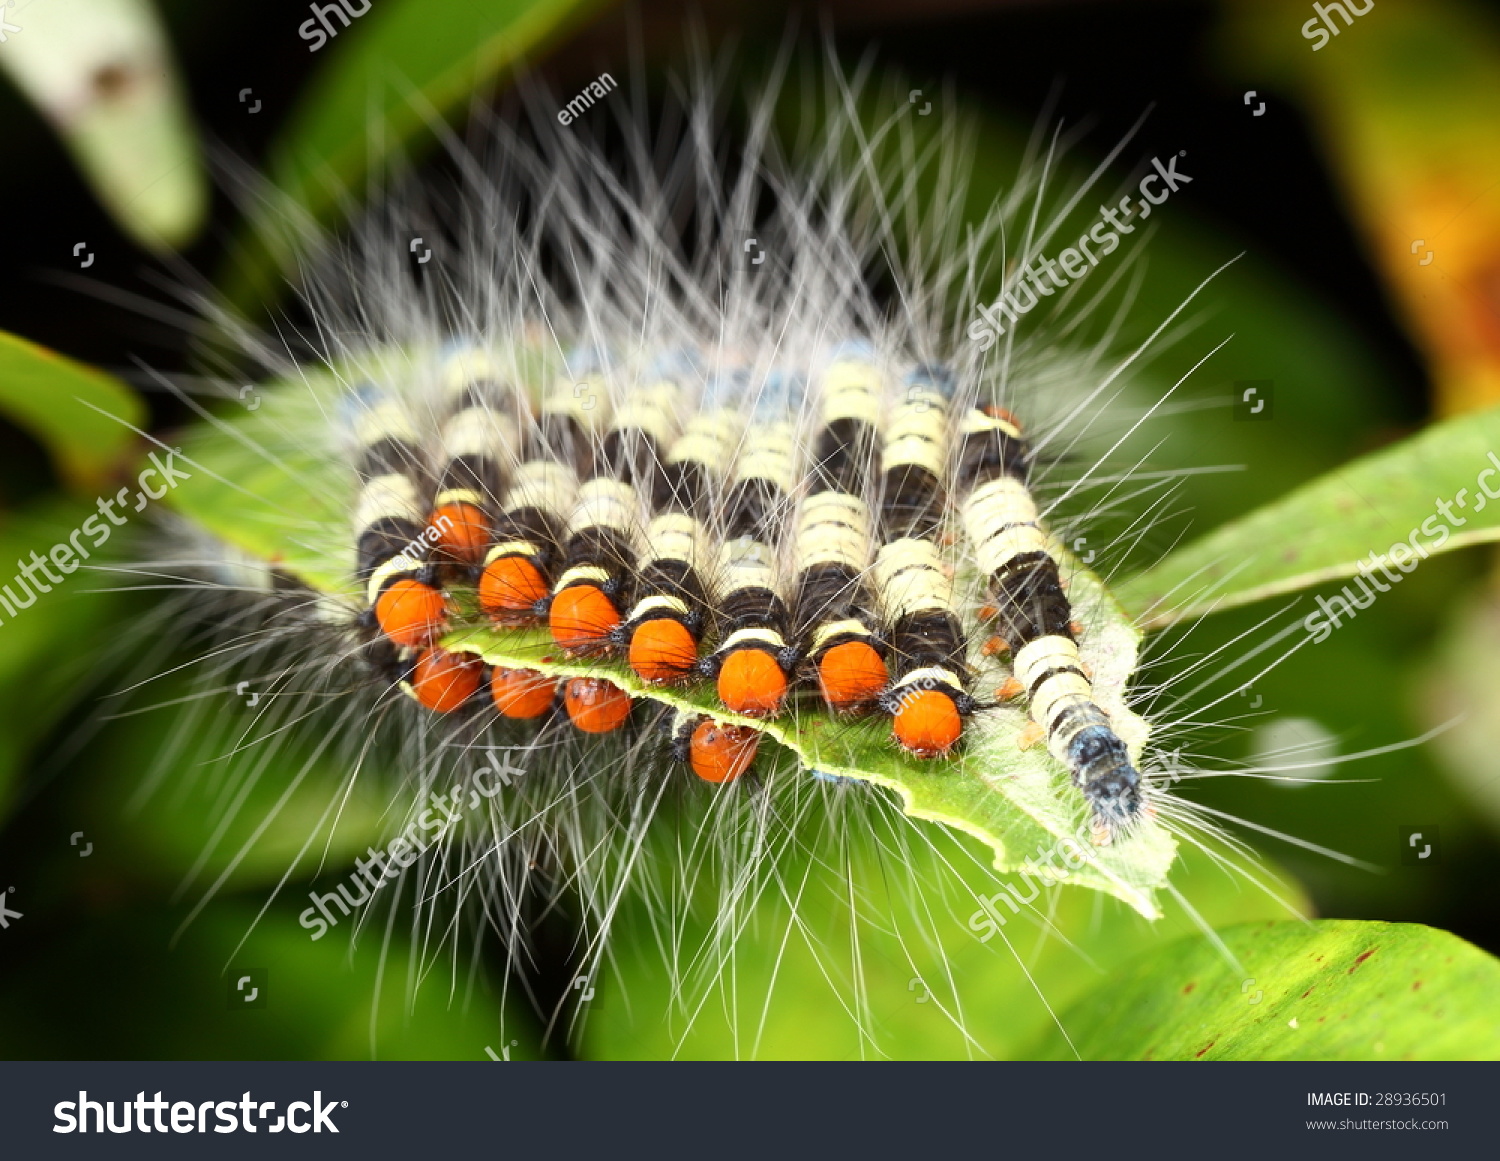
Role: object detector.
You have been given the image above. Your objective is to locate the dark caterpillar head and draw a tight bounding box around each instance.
[1068,725,1142,832]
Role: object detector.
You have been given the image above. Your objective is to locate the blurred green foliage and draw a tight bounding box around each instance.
[1118,402,1500,626]
[1031,920,1500,1060]
[220,0,609,309]
[1,0,1499,1060]
[0,331,144,492]
[0,0,207,249]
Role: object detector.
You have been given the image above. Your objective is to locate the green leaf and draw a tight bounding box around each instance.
[0,498,127,824]
[1029,919,1500,1060]
[1116,405,1500,628]
[79,671,397,895]
[952,94,1410,565]
[1419,581,1500,838]
[168,365,1176,916]
[0,0,207,249]
[584,824,1309,1060]
[0,330,147,491]
[453,601,1172,913]
[1220,0,1500,417]
[221,0,610,309]
[0,900,531,1060]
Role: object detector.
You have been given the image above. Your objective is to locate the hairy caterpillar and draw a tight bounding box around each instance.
[108,49,1348,1059]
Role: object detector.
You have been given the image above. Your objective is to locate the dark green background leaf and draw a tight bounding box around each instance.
[1030,919,1500,1060]
[0,330,146,491]
[1117,406,1500,627]
[222,0,611,308]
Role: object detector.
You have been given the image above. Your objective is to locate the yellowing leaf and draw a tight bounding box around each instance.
[0,0,207,249]
[0,328,146,491]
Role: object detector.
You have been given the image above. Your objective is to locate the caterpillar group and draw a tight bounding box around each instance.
[141,55,1186,952]
[350,337,1143,837]
[90,35,1413,1060]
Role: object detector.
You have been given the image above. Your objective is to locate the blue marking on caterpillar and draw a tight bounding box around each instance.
[905,362,957,399]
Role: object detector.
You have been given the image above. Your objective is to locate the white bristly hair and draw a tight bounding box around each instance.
[84,42,1421,1060]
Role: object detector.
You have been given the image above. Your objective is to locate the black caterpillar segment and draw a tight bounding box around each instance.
[477,350,598,624]
[548,354,688,654]
[955,407,1142,832]
[791,348,888,712]
[874,365,970,756]
[622,392,739,685]
[476,460,576,624]
[352,392,448,650]
[704,373,800,718]
[427,348,526,571]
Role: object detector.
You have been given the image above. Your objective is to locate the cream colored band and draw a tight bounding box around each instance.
[366,554,421,605]
[898,386,948,414]
[718,537,776,595]
[354,400,419,448]
[568,478,638,538]
[555,564,611,591]
[874,538,953,616]
[1013,633,1098,737]
[433,486,487,510]
[1032,673,1094,732]
[441,348,502,393]
[964,476,1038,526]
[811,618,871,652]
[892,665,963,695]
[630,593,689,621]
[484,540,541,567]
[736,422,796,492]
[821,361,882,425]
[355,474,421,529]
[442,407,519,460]
[796,492,871,570]
[723,626,785,652]
[882,400,948,474]
[823,394,881,426]
[1013,634,1083,685]
[502,461,577,517]
[611,382,681,446]
[543,373,612,425]
[973,524,1051,576]
[959,408,1022,439]
[668,411,742,470]
[643,512,702,570]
